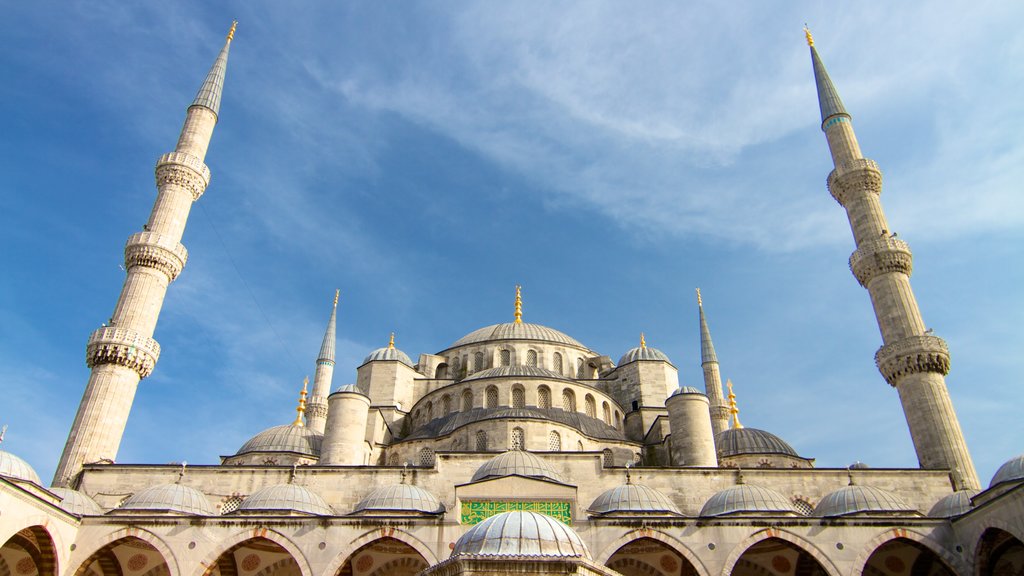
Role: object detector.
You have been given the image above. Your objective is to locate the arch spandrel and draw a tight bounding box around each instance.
[720,529,840,576]
[322,528,438,576]
[851,528,965,576]
[594,529,709,576]
[192,529,310,576]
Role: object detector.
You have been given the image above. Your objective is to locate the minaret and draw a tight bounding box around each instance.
[52,23,237,487]
[306,290,339,434]
[697,289,729,436]
[807,29,979,489]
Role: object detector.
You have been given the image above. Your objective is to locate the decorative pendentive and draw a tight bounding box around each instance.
[848,236,913,287]
[875,334,951,386]
[154,152,211,202]
[123,231,189,281]
[826,158,882,206]
[85,327,161,379]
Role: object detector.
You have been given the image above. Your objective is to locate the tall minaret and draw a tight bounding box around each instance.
[807,29,979,489]
[306,290,339,434]
[53,23,237,487]
[697,289,729,436]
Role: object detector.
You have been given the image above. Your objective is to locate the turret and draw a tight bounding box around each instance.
[697,289,729,436]
[807,28,979,489]
[306,290,339,434]
[53,23,237,487]
[321,385,371,465]
[665,387,717,467]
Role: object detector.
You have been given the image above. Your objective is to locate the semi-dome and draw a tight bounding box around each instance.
[50,488,103,515]
[450,322,587,349]
[670,386,704,397]
[813,484,917,517]
[452,511,589,558]
[118,483,214,515]
[0,450,42,485]
[928,490,977,518]
[700,484,797,516]
[463,365,568,382]
[715,428,798,458]
[362,346,414,367]
[618,346,672,366]
[471,450,564,484]
[352,484,444,514]
[237,484,333,515]
[990,454,1024,488]
[236,424,322,457]
[589,483,681,516]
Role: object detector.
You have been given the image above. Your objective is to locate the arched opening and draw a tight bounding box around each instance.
[977,528,1024,576]
[73,536,168,576]
[585,394,596,418]
[425,400,433,419]
[862,538,955,576]
[731,537,828,576]
[202,538,299,576]
[603,401,611,424]
[434,363,448,379]
[475,430,488,451]
[500,349,511,367]
[336,537,428,576]
[562,388,576,412]
[485,386,499,409]
[526,349,538,367]
[606,537,698,576]
[441,394,452,414]
[553,352,563,374]
[548,431,562,451]
[2,526,57,576]
[473,351,484,372]
[511,384,525,408]
[511,427,525,450]
[461,389,473,411]
[538,386,551,409]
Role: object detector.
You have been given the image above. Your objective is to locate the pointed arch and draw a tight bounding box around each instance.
[73,528,176,576]
[194,528,310,576]
[721,528,839,576]
[594,529,710,576]
[852,528,964,576]
[1,526,58,576]
[976,527,1024,576]
[322,528,438,576]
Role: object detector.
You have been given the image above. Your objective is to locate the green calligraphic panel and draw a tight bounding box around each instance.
[460,500,572,525]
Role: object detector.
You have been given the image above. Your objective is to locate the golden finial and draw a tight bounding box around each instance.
[388,332,395,349]
[333,289,339,308]
[640,333,647,349]
[803,25,814,47]
[226,21,238,43]
[726,379,743,429]
[292,377,308,427]
[696,287,703,307]
[514,285,523,324]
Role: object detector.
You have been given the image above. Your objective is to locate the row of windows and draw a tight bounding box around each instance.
[416,428,576,463]
[413,385,622,429]
[437,350,594,379]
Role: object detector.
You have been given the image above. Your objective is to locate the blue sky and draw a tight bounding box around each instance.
[1,2,1021,487]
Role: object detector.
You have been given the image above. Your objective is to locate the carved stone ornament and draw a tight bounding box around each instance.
[124,231,189,281]
[875,334,950,386]
[848,236,913,287]
[154,152,211,201]
[827,158,882,206]
[86,326,161,379]
[306,401,328,419]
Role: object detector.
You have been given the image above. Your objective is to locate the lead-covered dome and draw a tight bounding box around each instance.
[450,323,587,349]
[670,386,704,397]
[463,365,568,382]
[715,428,798,458]
[589,483,681,516]
[237,484,333,516]
[118,483,214,515]
[332,383,365,394]
[700,484,797,516]
[618,346,672,366]
[452,511,589,558]
[352,484,444,514]
[813,484,917,517]
[236,424,322,458]
[990,454,1024,488]
[0,450,41,484]
[362,346,414,367]
[472,450,565,484]
[928,490,977,518]
[49,488,103,515]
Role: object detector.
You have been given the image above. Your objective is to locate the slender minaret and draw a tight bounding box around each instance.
[697,289,729,436]
[53,23,237,487]
[306,290,339,434]
[807,29,979,489]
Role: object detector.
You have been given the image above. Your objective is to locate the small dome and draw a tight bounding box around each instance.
[362,346,414,367]
[850,461,870,469]
[450,323,587,349]
[236,424,322,457]
[813,484,917,517]
[119,483,213,515]
[588,483,681,516]
[472,451,564,484]
[669,386,704,397]
[618,346,672,366]
[352,484,444,514]
[332,383,365,395]
[700,484,797,516]
[463,365,568,382]
[0,450,41,485]
[238,484,333,515]
[928,490,977,518]
[452,511,589,558]
[715,428,798,458]
[990,454,1024,488]
[49,488,103,515]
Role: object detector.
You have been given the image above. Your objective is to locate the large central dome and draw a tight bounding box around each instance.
[448,322,588,350]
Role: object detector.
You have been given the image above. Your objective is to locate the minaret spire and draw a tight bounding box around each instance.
[307,290,339,434]
[809,32,979,489]
[696,288,729,436]
[726,380,743,429]
[53,25,236,487]
[513,285,523,324]
[292,378,309,427]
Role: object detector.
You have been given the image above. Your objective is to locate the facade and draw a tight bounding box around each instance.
[1,23,1023,576]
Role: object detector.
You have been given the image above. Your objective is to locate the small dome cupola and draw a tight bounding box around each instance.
[700,473,797,517]
[472,450,565,484]
[814,476,918,517]
[990,454,1024,488]
[117,480,214,516]
[362,333,414,367]
[589,476,681,516]
[49,488,103,516]
[618,333,673,366]
[452,511,589,558]
[669,386,704,397]
[352,484,444,515]
[0,449,42,485]
[237,483,333,516]
[332,383,365,394]
[928,490,977,518]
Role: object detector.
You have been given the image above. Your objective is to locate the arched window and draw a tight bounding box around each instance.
[442,394,452,414]
[576,358,585,378]
[452,357,462,381]
[486,385,499,409]
[552,352,563,374]
[426,400,434,419]
[577,440,584,452]
[474,351,484,372]
[584,394,596,418]
[511,427,525,450]
[511,384,525,408]
[462,389,473,411]
[435,364,448,379]
[548,431,561,451]
[475,430,488,451]
[419,447,434,466]
[500,349,511,366]
[526,349,538,367]
[614,410,622,430]
[562,388,576,412]
[602,401,611,424]
[602,448,613,467]
[538,386,551,409]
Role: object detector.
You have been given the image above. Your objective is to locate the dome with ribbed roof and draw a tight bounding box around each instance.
[990,454,1024,488]
[715,428,798,458]
[928,490,976,518]
[813,484,917,517]
[450,323,587,350]
[50,488,103,515]
[0,450,41,485]
[618,346,672,366]
[236,424,322,457]
[332,383,365,394]
[472,450,564,484]
[118,483,214,515]
[670,386,704,397]
[352,484,444,514]
[463,365,568,382]
[237,484,333,515]
[362,346,414,367]
[452,511,589,558]
[589,483,681,516]
[700,484,797,516]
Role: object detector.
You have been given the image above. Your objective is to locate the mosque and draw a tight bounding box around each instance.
[1,22,1023,576]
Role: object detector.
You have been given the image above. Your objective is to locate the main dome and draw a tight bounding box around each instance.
[618,346,673,366]
[449,323,587,349]
[452,511,589,558]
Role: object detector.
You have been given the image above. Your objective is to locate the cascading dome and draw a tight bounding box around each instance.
[472,450,565,484]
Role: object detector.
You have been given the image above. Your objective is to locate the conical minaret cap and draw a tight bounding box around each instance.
[806,28,849,128]
[697,289,718,364]
[190,21,236,119]
[318,290,339,363]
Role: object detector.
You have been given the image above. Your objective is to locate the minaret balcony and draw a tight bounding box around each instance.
[848,236,913,287]
[86,326,161,379]
[827,158,882,206]
[155,152,211,201]
[124,231,189,281]
[874,334,950,387]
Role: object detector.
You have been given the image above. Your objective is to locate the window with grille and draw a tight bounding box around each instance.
[526,350,538,367]
[485,386,499,409]
[511,427,525,450]
[462,389,473,411]
[548,431,561,451]
[602,449,613,467]
[475,430,488,451]
[500,349,511,366]
[614,410,622,430]
[576,358,585,378]
[474,351,484,372]
[220,495,244,514]
[512,385,525,408]
[538,386,551,409]
[562,389,576,412]
[585,395,596,418]
[792,498,814,516]
[388,453,400,466]
[633,452,642,465]
[419,447,434,466]
[442,395,452,414]
[426,401,433,419]
[552,352,563,374]
[603,402,611,424]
